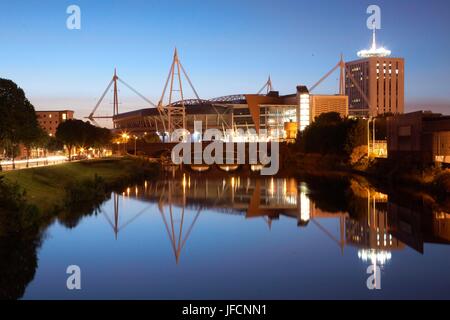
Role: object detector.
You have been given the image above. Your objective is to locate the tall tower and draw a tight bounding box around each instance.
[345,29,404,118]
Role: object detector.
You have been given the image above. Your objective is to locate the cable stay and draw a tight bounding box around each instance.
[86,69,158,128]
[309,54,346,94]
[257,75,274,95]
[158,48,202,136]
[309,54,372,112]
[157,180,202,264]
[101,193,152,239]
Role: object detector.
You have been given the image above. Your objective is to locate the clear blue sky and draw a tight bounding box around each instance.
[1,0,449,119]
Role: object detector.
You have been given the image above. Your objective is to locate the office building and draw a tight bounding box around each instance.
[345,30,404,118]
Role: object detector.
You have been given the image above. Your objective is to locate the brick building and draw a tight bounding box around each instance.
[36,110,74,136]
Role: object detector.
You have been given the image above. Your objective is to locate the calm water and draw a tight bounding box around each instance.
[9,176,450,299]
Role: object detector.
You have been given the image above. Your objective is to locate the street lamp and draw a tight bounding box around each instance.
[121,133,130,154]
[373,118,377,157]
[367,117,377,159]
[367,118,372,158]
[134,135,138,156]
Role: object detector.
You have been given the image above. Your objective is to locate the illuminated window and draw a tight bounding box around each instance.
[299,94,310,131]
[62,113,67,121]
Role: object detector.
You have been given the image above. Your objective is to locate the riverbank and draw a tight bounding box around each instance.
[1,157,160,214]
[357,158,450,198]
[280,150,450,197]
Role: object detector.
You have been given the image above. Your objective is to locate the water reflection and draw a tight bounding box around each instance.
[3,174,450,299]
[100,175,450,272]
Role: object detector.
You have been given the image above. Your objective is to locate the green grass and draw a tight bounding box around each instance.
[1,158,149,212]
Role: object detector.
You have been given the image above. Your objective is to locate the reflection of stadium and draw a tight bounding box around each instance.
[100,177,450,264]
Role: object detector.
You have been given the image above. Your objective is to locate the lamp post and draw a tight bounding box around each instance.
[121,133,130,154]
[134,136,138,156]
[372,118,377,157]
[367,118,372,158]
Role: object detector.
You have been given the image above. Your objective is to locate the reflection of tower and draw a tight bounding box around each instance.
[346,187,403,286]
[346,189,402,252]
[157,178,201,264]
[114,192,119,240]
[101,192,152,240]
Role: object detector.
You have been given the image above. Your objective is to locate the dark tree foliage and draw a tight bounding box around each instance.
[143,132,162,143]
[296,112,367,157]
[0,177,41,300]
[46,136,64,152]
[56,120,111,160]
[0,78,41,167]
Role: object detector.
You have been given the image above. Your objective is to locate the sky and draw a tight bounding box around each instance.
[1,0,450,122]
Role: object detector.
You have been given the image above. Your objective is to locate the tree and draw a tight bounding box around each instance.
[143,133,162,143]
[46,137,64,153]
[56,119,85,160]
[297,112,367,158]
[56,120,111,160]
[22,126,48,168]
[0,78,40,169]
[90,126,111,149]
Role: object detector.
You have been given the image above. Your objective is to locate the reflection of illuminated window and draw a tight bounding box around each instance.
[358,249,392,265]
[300,184,310,223]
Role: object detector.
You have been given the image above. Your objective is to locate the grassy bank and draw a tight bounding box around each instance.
[1,157,160,213]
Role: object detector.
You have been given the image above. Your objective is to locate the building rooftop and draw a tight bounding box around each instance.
[357,29,392,58]
[35,110,74,113]
[114,103,232,121]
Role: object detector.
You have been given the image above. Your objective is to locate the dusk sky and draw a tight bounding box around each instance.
[1,0,449,120]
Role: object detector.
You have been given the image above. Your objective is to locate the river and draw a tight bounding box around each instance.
[7,175,450,299]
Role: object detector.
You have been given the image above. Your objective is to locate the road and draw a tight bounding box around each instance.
[0,156,67,171]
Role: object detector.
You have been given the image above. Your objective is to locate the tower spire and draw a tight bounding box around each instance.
[357,28,391,58]
[371,28,377,50]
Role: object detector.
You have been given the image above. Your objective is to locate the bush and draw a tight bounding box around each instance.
[0,176,39,235]
[296,112,366,159]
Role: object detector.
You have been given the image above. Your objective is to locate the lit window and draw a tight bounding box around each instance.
[299,94,310,131]
[62,113,67,120]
